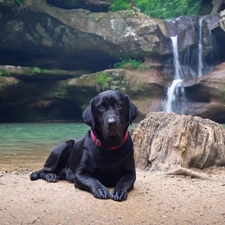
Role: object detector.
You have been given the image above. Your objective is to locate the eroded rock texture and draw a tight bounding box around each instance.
[132,112,225,171]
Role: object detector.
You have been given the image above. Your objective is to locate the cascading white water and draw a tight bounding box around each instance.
[171,36,181,79]
[164,17,205,114]
[198,17,203,78]
[164,79,182,112]
[164,35,184,113]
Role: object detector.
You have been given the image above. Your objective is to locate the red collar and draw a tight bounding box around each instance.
[90,130,129,150]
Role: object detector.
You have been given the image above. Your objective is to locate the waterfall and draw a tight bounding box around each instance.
[171,36,181,79]
[163,16,207,114]
[198,17,203,78]
[164,36,184,113]
[164,79,183,112]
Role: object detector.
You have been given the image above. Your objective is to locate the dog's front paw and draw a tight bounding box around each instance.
[111,188,128,201]
[91,185,111,199]
[30,171,40,180]
[45,173,58,182]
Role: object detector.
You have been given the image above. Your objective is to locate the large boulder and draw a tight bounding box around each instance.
[132,112,225,171]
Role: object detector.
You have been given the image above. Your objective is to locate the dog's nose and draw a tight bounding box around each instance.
[107,117,118,127]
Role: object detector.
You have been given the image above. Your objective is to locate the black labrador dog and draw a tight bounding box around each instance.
[30,90,138,201]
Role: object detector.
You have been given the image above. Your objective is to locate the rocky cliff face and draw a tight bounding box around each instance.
[0,0,225,122]
[183,63,225,122]
[0,0,169,71]
[46,0,112,12]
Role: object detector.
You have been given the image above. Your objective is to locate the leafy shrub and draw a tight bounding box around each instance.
[109,0,132,12]
[4,72,10,77]
[33,67,41,73]
[0,71,10,77]
[114,58,142,70]
[132,0,202,19]
[96,72,112,86]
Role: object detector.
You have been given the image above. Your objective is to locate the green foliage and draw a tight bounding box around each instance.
[96,72,112,86]
[132,0,202,19]
[4,72,10,77]
[14,0,24,5]
[33,67,41,73]
[221,85,225,102]
[114,58,142,70]
[41,69,49,73]
[109,0,205,18]
[0,71,10,77]
[109,0,132,12]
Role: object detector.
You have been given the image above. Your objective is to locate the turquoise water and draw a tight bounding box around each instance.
[0,123,89,171]
[0,123,224,171]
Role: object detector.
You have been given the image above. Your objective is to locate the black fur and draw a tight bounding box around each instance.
[30,90,138,201]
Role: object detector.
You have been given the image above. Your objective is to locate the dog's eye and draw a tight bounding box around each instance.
[117,104,122,108]
[98,105,104,110]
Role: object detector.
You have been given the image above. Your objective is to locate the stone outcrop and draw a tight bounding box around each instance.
[0,1,169,71]
[0,65,165,122]
[1,61,225,123]
[181,62,225,122]
[0,1,225,123]
[0,75,83,122]
[132,112,225,171]
[46,0,112,12]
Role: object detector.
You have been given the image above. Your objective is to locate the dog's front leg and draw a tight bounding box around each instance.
[111,170,136,201]
[75,171,111,199]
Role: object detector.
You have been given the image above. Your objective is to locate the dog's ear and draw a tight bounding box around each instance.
[126,95,138,124]
[82,99,95,128]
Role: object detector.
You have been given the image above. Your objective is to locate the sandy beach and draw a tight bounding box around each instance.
[1,167,225,225]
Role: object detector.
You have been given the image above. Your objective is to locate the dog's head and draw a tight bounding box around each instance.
[82,90,138,147]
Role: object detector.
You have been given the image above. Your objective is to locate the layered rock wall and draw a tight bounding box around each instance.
[0,1,225,122]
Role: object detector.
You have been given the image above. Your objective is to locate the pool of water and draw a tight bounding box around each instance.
[0,123,89,171]
[0,123,224,171]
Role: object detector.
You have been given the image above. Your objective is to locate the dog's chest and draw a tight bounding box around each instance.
[94,149,129,171]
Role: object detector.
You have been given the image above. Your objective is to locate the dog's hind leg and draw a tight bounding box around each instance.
[30,169,58,182]
[64,166,75,183]
[30,139,75,182]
